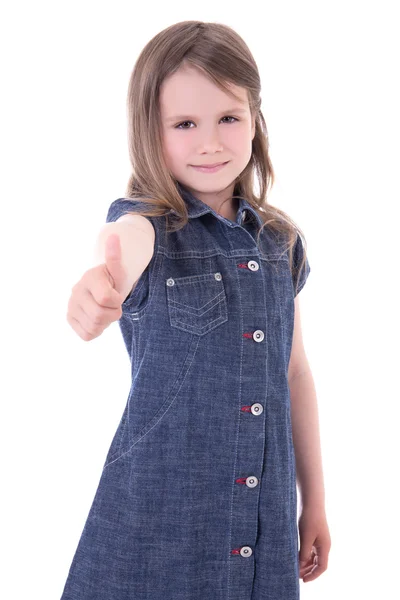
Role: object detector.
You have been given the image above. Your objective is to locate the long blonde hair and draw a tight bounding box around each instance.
[122,20,309,293]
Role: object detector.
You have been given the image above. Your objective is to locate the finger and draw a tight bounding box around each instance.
[303,561,320,581]
[301,562,317,576]
[316,541,328,568]
[302,547,328,582]
[90,270,124,308]
[299,561,314,577]
[75,299,119,335]
[299,558,313,571]
[66,312,95,342]
[82,284,122,317]
[68,286,121,335]
[299,547,318,578]
[299,552,314,569]
[104,233,127,295]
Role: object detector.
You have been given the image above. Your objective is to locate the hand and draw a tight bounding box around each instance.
[66,233,128,341]
[298,504,331,583]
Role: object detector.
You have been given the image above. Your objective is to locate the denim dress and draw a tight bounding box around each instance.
[60,182,311,600]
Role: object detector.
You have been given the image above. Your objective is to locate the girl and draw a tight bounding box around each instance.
[62,20,331,600]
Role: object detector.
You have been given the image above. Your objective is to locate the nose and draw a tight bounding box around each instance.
[197,125,224,153]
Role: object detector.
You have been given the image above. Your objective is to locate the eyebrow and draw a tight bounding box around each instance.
[166,108,248,123]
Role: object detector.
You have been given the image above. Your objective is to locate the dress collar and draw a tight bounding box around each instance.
[175,182,264,229]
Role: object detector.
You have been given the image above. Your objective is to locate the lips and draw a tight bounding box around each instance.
[193,161,227,167]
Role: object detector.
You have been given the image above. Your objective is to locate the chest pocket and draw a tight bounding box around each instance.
[166,271,228,336]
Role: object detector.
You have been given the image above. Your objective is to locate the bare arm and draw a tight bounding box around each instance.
[288,295,326,511]
[290,367,325,510]
[92,214,155,302]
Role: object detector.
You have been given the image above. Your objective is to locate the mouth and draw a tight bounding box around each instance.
[194,161,227,167]
[190,161,229,173]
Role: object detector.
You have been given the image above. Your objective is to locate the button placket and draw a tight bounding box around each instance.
[230,255,266,572]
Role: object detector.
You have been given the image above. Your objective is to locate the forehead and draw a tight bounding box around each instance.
[159,66,249,114]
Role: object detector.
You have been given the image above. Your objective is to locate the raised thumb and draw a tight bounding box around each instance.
[104,233,127,295]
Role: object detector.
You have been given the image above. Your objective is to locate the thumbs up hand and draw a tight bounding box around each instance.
[66,233,129,341]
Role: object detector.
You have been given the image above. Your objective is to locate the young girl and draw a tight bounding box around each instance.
[62,20,331,600]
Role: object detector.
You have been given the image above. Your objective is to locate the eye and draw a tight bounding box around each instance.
[175,116,238,129]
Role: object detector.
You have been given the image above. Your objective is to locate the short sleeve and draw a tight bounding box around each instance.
[104,198,160,314]
[106,197,155,224]
[292,233,311,297]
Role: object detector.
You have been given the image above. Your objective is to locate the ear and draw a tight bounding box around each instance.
[251,116,256,140]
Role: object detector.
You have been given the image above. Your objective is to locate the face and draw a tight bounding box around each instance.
[160,65,256,213]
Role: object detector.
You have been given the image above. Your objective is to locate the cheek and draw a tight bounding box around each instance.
[225,128,251,152]
[164,132,189,162]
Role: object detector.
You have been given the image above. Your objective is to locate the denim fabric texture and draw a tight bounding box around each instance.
[60,182,311,600]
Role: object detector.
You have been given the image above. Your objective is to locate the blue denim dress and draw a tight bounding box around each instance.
[60,182,311,600]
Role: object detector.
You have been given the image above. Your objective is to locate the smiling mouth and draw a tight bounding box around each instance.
[192,161,228,167]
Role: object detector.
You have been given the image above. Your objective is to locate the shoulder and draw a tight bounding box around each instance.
[105,197,164,241]
[116,213,156,240]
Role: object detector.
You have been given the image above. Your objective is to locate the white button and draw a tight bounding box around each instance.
[246,476,259,488]
[214,272,222,281]
[251,403,264,416]
[166,278,175,286]
[253,330,264,342]
[247,260,259,271]
[240,546,253,558]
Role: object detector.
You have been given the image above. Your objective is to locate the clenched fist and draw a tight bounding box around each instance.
[66,234,129,341]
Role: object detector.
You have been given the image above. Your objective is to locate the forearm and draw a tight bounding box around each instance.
[289,368,326,511]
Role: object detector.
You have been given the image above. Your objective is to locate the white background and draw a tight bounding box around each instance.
[1,1,398,598]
